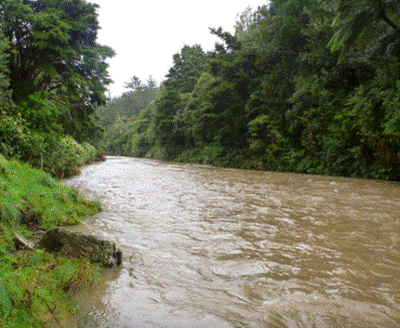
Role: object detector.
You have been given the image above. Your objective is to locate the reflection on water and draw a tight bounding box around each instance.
[63,156,400,328]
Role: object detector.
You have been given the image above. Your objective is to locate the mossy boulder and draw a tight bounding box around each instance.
[37,227,122,267]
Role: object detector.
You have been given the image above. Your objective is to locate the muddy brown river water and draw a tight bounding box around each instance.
[62,156,400,328]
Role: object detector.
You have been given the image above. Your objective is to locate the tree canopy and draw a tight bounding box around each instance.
[0,0,114,175]
[328,0,400,62]
[94,0,400,181]
[0,0,114,137]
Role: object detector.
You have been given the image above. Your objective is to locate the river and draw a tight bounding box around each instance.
[62,156,400,328]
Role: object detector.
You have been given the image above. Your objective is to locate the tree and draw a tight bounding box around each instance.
[0,0,115,136]
[234,6,259,41]
[124,76,145,93]
[328,0,400,63]
[95,76,159,155]
[0,24,20,157]
[0,25,14,113]
[145,75,157,90]
[165,44,209,93]
[210,27,242,53]
[89,0,400,180]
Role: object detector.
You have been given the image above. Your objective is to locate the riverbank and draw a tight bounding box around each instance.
[0,155,102,327]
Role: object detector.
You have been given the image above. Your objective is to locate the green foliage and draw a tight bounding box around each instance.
[44,135,98,178]
[0,4,107,179]
[0,109,28,159]
[0,5,107,326]
[97,76,159,131]
[0,249,98,328]
[0,156,100,327]
[18,92,63,134]
[0,30,13,105]
[153,89,185,150]
[165,45,209,93]
[95,0,400,181]
[328,0,400,62]
[0,0,115,139]
[0,90,102,178]
[0,281,12,317]
[0,156,101,229]
[95,77,159,155]
[0,27,21,158]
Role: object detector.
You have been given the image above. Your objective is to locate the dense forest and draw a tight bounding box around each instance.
[98,0,400,181]
[0,0,114,178]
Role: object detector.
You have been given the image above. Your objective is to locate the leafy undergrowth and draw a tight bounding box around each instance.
[0,155,102,327]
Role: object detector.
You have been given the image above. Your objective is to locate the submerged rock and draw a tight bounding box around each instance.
[37,227,122,267]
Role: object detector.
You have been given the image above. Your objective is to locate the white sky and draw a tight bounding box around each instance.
[91,0,266,97]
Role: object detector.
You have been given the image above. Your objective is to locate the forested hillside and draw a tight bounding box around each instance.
[97,0,400,181]
[96,75,159,155]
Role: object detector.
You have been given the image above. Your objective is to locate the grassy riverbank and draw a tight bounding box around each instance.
[0,155,102,327]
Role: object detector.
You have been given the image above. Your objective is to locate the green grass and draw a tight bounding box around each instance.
[0,155,101,230]
[0,155,102,327]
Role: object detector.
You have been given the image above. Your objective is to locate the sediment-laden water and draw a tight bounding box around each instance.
[63,156,400,328]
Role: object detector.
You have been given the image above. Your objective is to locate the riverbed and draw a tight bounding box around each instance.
[63,156,400,328]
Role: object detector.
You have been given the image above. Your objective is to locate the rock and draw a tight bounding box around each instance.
[37,227,122,267]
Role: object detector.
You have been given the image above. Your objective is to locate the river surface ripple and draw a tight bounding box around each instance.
[63,156,400,328]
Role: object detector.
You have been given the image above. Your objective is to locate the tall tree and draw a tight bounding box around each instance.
[0,0,115,138]
[0,24,19,157]
[165,44,209,93]
[124,76,145,93]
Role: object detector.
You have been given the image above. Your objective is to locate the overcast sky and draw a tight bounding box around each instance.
[91,0,266,97]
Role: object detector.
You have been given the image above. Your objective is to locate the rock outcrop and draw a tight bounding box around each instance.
[36,227,122,267]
